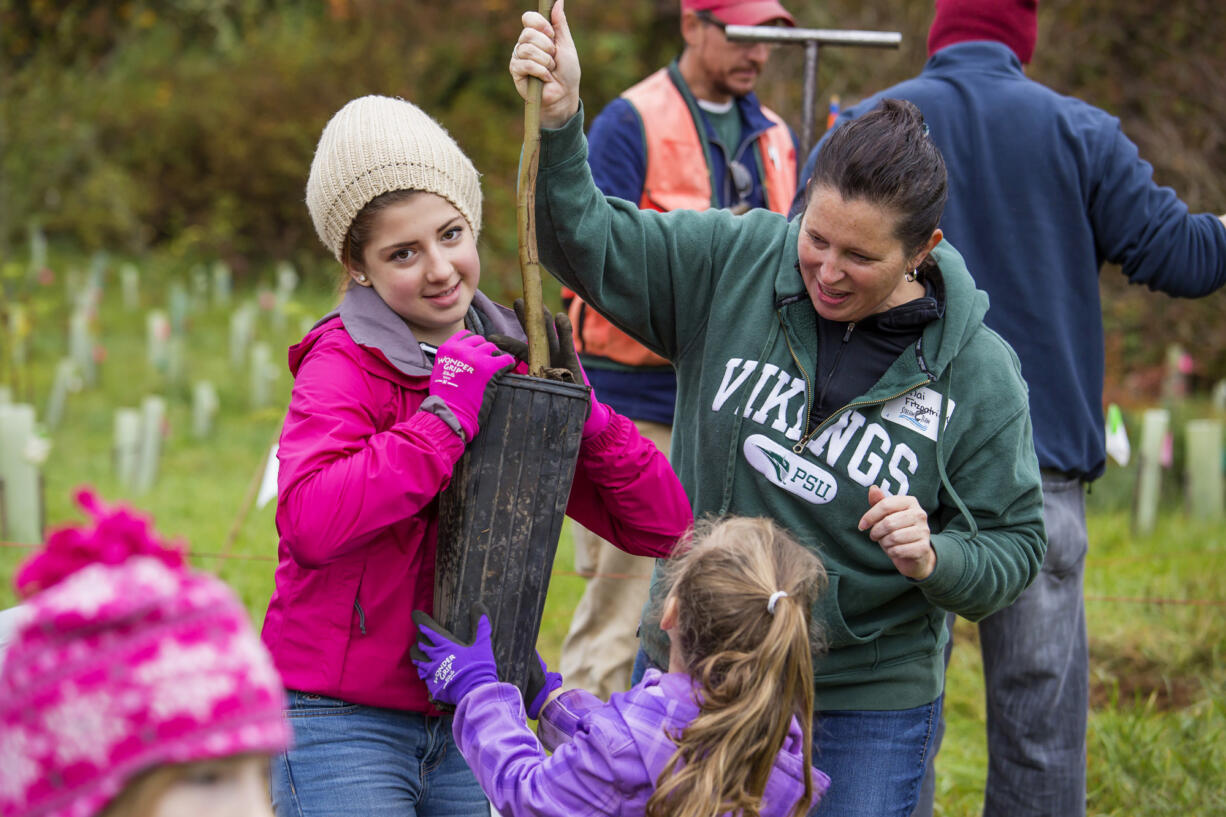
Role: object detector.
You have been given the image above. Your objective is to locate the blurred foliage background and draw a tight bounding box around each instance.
[2,0,1225,395]
[2,7,1224,812]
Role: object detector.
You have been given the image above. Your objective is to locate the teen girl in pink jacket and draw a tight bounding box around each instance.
[263,94,692,817]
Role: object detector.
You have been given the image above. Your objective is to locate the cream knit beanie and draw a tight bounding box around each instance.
[306,95,483,262]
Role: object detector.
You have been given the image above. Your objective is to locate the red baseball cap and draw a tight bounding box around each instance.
[682,0,796,27]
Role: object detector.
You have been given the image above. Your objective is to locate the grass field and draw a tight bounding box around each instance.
[2,265,1224,815]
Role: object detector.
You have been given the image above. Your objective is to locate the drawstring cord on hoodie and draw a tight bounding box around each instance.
[931,357,977,537]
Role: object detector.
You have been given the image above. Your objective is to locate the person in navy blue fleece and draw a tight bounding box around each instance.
[793,2,1226,816]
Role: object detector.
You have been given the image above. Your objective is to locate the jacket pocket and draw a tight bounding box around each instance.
[815,572,886,650]
[275,557,367,691]
[1038,476,1087,578]
[344,558,369,642]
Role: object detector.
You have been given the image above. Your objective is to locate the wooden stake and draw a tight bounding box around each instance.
[516,0,559,376]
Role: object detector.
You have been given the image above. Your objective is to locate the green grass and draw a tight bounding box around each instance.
[927,503,1226,815]
[3,260,1225,814]
[0,263,320,623]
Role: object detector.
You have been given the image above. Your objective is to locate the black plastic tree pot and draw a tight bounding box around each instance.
[434,371,589,696]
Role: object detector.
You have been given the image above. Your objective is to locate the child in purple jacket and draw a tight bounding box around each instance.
[412,516,831,817]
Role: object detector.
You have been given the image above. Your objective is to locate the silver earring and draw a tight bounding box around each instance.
[904,268,918,283]
[358,274,368,283]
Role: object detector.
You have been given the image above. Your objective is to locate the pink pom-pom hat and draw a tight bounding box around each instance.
[0,490,290,817]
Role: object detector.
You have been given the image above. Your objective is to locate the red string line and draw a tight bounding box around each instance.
[1083,594,1226,608]
[4,541,1226,607]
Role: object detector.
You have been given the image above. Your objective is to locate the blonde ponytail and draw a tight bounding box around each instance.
[646,517,827,817]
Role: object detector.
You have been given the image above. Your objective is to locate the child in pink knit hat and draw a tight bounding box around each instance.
[0,490,290,817]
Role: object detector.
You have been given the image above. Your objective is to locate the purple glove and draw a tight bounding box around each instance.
[488,300,611,440]
[523,652,564,720]
[426,331,515,443]
[411,604,499,710]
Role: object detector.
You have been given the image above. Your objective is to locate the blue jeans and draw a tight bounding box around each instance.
[271,691,490,817]
[811,699,942,817]
[634,649,942,817]
[630,644,653,686]
[911,472,1088,817]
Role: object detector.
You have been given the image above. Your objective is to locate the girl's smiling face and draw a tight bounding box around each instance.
[797,184,940,324]
[346,192,480,345]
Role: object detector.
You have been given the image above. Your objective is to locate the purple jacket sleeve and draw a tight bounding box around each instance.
[536,688,608,753]
[275,337,466,568]
[453,681,651,817]
[565,411,692,558]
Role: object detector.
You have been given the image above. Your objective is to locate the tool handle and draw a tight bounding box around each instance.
[516,0,558,376]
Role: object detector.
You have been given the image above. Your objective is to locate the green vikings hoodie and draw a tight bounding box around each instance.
[536,106,1047,711]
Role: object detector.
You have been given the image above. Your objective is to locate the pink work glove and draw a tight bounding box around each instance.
[489,299,611,440]
[424,331,515,443]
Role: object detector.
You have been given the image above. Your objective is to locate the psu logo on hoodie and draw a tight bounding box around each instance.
[744,434,839,504]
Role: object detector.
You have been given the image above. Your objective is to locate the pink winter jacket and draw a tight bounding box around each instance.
[261,286,692,712]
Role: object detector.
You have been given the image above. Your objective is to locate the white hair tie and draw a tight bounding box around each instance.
[767,590,789,615]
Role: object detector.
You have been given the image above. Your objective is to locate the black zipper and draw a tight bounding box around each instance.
[815,322,856,418]
[353,599,366,635]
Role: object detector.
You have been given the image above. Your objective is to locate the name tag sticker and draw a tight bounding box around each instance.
[881,387,954,442]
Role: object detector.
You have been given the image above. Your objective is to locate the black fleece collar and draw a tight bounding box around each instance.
[861,271,946,334]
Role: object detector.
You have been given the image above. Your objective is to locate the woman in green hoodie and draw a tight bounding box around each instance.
[511,5,1046,816]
